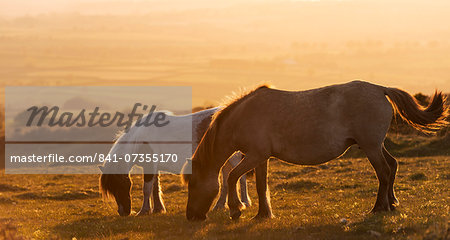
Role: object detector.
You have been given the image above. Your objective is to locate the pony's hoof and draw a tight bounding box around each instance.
[390,198,399,208]
[242,200,252,208]
[230,209,242,220]
[370,206,390,213]
[389,195,399,205]
[212,204,226,211]
[389,202,399,211]
[152,207,166,214]
[252,212,274,220]
[238,202,246,210]
[136,209,150,216]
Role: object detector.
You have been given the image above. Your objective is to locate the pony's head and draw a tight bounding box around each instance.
[98,128,139,216]
[182,158,219,221]
[99,168,132,216]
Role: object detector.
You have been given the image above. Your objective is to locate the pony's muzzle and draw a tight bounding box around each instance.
[186,210,206,221]
[117,204,129,216]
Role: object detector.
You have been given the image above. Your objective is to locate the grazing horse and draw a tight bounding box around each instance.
[182,81,448,221]
[99,107,251,216]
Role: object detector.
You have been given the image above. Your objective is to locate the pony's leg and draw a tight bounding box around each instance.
[239,173,252,208]
[253,160,273,219]
[214,152,249,210]
[136,174,156,216]
[151,174,166,213]
[227,154,262,220]
[361,145,391,212]
[213,161,232,210]
[232,152,252,207]
[382,146,399,210]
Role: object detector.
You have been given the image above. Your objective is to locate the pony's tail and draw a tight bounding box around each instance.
[384,87,449,134]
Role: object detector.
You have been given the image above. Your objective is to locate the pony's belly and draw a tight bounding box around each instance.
[274,139,354,166]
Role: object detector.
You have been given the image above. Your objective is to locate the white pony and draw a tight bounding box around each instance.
[99,107,251,216]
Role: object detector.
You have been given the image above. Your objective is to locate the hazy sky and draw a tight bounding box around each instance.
[2,0,449,17]
[0,0,258,16]
[1,0,449,97]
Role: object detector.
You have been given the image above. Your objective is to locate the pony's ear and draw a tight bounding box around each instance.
[98,165,105,173]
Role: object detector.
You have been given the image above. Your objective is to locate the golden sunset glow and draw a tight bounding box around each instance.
[0,1,449,239]
[1,0,449,107]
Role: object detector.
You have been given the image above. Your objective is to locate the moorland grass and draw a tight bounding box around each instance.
[0,156,448,239]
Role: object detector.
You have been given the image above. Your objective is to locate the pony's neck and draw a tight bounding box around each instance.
[193,124,236,175]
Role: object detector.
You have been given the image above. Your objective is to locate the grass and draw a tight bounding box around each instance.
[0,156,448,239]
[409,173,427,181]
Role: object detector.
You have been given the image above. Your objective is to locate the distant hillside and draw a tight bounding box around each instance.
[1,93,448,171]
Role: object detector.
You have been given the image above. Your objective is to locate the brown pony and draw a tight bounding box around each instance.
[182,81,448,221]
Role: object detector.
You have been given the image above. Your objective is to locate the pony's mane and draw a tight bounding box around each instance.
[211,84,272,124]
[182,84,271,184]
[99,173,132,200]
[99,173,114,199]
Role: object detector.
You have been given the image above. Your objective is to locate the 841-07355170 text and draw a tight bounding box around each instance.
[9,153,178,163]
